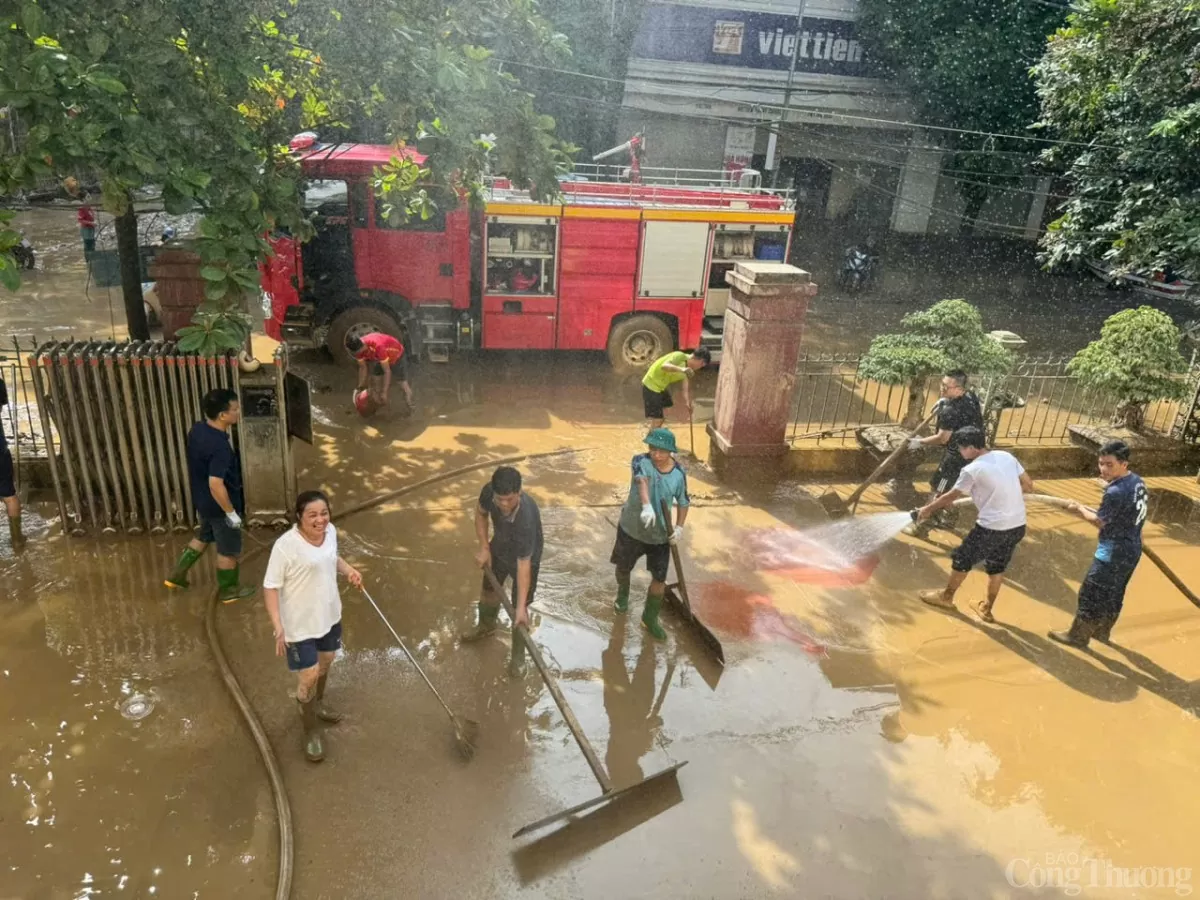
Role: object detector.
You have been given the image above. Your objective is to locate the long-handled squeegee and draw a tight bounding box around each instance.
[483,566,688,839]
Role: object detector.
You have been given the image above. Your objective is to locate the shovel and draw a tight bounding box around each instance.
[483,566,688,839]
[819,406,940,519]
[660,499,725,665]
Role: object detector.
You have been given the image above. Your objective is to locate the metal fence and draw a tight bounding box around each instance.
[789,353,1200,447]
[1,337,54,490]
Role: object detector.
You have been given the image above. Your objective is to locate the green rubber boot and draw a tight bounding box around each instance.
[216,566,256,604]
[315,672,343,724]
[9,515,25,548]
[164,546,205,589]
[640,590,667,642]
[460,601,500,642]
[297,697,324,762]
[614,579,631,613]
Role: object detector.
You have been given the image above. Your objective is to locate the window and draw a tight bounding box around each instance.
[350,182,368,228]
[374,195,446,232]
[303,179,348,214]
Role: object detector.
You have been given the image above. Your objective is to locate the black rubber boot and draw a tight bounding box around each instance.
[297,697,324,762]
[1049,617,1097,649]
[460,601,500,642]
[1092,615,1118,644]
[315,673,342,724]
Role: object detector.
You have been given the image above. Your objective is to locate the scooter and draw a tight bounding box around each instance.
[837,244,876,292]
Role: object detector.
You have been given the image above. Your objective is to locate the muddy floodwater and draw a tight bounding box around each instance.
[3,209,1200,898]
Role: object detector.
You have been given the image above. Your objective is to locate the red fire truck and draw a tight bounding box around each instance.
[261,141,795,371]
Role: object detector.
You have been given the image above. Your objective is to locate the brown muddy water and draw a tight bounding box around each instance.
[2,209,1200,898]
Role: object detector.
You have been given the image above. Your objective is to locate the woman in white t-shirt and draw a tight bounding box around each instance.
[263,490,362,763]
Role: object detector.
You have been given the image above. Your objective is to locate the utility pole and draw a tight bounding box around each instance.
[770,0,807,189]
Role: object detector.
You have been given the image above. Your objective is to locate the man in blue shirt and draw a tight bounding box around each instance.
[1050,440,1148,648]
[0,371,22,547]
[611,428,690,641]
[163,388,256,603]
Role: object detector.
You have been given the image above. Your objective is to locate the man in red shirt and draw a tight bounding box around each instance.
[347,332,412,410]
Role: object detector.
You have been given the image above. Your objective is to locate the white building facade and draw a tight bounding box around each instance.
[616,0,1051,239]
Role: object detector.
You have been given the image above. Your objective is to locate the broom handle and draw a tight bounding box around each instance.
[846,407,940,510]
[483,566,614,793]
[360,587,459,724]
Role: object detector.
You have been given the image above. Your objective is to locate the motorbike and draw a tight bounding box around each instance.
[13,237,35,270]
[837,244,877,292]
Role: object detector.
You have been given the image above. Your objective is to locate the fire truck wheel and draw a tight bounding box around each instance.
[327,306,405,367]
[607,315,674,374]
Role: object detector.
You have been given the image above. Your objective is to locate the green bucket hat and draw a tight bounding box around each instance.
[645,427,678,453]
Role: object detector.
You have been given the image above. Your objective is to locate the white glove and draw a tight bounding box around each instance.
[669,525,684,545]
[907,437,924,451]
[639,503,656,529]
[225,511,243,530]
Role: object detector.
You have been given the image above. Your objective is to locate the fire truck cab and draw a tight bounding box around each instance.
[261,141,795,371]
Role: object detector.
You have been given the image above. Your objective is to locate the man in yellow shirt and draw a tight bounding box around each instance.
[641,348,711,428]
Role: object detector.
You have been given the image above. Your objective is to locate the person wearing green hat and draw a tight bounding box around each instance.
[610,427,690,641]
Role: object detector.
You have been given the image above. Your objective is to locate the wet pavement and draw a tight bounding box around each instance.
[4,357,1200,898]
[3,209,1200,897]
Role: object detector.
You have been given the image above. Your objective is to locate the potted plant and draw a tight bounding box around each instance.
[1067,306,1188,431]
[858,299,1015,428]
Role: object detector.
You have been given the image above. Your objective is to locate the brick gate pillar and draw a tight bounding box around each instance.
[707,262,816,475]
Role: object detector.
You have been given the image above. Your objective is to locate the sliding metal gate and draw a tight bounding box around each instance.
[27,341,310,535]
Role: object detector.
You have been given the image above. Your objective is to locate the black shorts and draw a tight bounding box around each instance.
[370,356,408,379]
[1077,553,1140,619]
[197,514,243,557]
[482,559,540,607]
[286,621,343,671]
[0,447,13,498]
[642,384,673,419]
[611,525,671,583]
[931,452,966,495]
[951,524,1026,576]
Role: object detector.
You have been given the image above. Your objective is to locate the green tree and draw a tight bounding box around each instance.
[0,0,573,343]
[1067,306,1188,431]
[858,299,1013,425]
[858,0,1065,234]
[1033,0,1200,278]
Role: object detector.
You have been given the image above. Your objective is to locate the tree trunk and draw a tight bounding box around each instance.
[116,202,150,340]
[902,380,927,429]
[1118,402,1146,432]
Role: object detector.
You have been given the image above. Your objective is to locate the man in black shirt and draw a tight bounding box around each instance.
[461,466,544,676]
[908,370,983,531]
[1050,440,1148,648]
[0,371,22,548]
[163,388,256,603]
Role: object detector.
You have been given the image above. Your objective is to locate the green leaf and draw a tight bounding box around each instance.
[176,330,206,353]
[87,33,110,59]
[200,266,227,281]
[0,258,21,292]
[85,71,127,95]
[21,3,44,38]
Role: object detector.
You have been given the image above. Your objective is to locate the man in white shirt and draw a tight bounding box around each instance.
[914,427,1033,622]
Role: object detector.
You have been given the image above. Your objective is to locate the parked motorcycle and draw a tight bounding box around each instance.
[13,237,35,270]
[837,243,877,292]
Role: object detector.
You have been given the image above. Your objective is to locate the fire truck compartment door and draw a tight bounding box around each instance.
[481,295,556,350]
[638,221,710,299]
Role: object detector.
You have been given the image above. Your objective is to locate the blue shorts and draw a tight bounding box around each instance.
[286,621,343,672]
[198,514,242,557]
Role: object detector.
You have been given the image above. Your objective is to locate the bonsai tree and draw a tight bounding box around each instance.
[1067,306,1188,431]
[858,299,1014,426]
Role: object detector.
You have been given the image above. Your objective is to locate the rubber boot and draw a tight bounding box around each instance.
[1092,615,1117,644]
[614,577,631,614]
[216,566,256,604]
[509,629,529,678]
[297,697,324,762]
[1049,616,1096,649]
[8,515,25,548]
[641,589,667,642]
[164,546,205,589]
[460,601,500,642]
[315,672,342,724]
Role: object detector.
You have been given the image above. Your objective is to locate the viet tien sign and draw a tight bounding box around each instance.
[633,3,870,77]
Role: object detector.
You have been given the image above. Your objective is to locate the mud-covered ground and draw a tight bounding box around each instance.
[2,210,1200,899]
